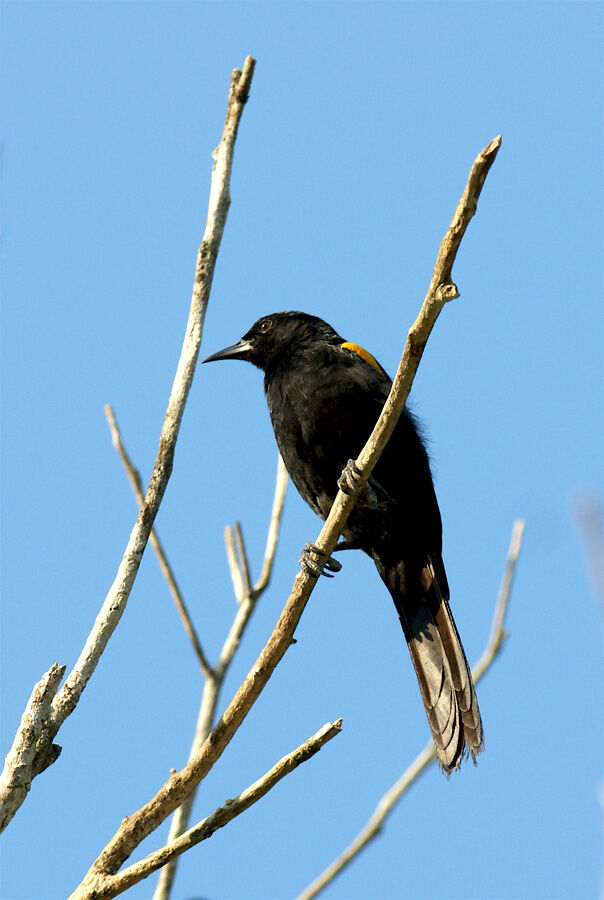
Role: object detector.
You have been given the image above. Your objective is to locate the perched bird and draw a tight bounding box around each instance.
[204,311,483,772]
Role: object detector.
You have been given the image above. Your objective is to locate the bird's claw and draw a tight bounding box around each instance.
[299,543,343,578]
[337,459,378,509]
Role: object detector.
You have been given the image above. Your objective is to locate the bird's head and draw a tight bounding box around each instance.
[202,311,342,372]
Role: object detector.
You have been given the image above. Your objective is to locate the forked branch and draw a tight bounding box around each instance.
[79,720,342,900]
[70,135,501,896]
[152,455,288,900]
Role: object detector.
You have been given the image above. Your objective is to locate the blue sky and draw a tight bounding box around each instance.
[2,3,602,899]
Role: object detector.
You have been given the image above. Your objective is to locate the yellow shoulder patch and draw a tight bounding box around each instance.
[340,341,383,374]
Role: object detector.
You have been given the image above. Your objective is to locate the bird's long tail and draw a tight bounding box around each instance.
[375,552,484,773]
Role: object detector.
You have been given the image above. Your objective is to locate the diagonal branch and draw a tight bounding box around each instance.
[82,720,342,900]
[0,663,66,831]
[296,519,525,900]
[104,404,213,679]
[0,55,256,835]
[50,54,256,728]
[71,135,501,894]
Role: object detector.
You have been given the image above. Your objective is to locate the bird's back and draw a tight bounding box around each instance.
[265,339,442,557]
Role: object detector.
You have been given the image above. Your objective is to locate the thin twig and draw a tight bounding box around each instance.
[296,519,525,900]
[81,720,342,900]
[104,405,213,679]
[224,456,288,603]
[0,55,256,835]
[224,525,244,603]
[574,495,604,607]
[255,455,289,594]
[72,136,501,891]
[234,522,253,597]
[152,455,288,900]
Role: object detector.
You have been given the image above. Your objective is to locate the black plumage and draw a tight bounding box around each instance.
[203,311,483,772]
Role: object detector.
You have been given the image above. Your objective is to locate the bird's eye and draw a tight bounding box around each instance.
[259,319,273,334]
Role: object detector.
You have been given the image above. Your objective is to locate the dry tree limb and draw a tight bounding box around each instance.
[296,519,525,900]
[234,522,253,598]
[306,135,502,573]
[105,401,287,900]
[255,455,290,593]
[225,523,245,602]
[152,455,288,900]
[69,135,501,897]
[0,55,256,835]
[574,495,604,606]
[50,54,256,726]
[104,404,213,678]
[72,720,342,900]
[0,663,65,831]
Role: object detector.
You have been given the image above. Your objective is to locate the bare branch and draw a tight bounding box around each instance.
[217,458,289,677]
[77,720,342,900]
[234,522,253,597]
[73,136,501,885]
[104,404,213,678]
[255,455,289,594]
[296,518,525,900]
[0,55,256,833]
[50,53,256,727]
[307,136,502,572]
[224,524,244,603]
[473,518,525,675]
[153,455,288,900]
[574,495,604,607]
[224,457,288,603]
[0,663,65,831]
[103,425,287,900]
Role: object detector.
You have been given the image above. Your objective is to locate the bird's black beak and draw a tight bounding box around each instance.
[202,338,254,364]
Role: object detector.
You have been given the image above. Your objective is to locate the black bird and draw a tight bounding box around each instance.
[204,311,483,772]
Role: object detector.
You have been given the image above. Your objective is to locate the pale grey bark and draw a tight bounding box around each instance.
[71,135,502,895]
[0,55,256,835]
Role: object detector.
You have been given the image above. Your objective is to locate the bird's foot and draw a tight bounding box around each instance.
[299,543,343,578]
[337,459,377,509]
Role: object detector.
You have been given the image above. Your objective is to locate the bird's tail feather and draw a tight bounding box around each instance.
[377,553,484,773]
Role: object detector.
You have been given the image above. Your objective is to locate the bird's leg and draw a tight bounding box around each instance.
[299,542,343,578]
[337,459,378,508]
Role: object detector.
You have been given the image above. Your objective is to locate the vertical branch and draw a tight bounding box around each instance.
[225,525,245,602]
[234,523,253,597]
[574,496,604,606]
[255,455,289,593]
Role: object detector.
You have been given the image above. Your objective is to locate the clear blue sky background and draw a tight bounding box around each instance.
[2,4,602,900]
